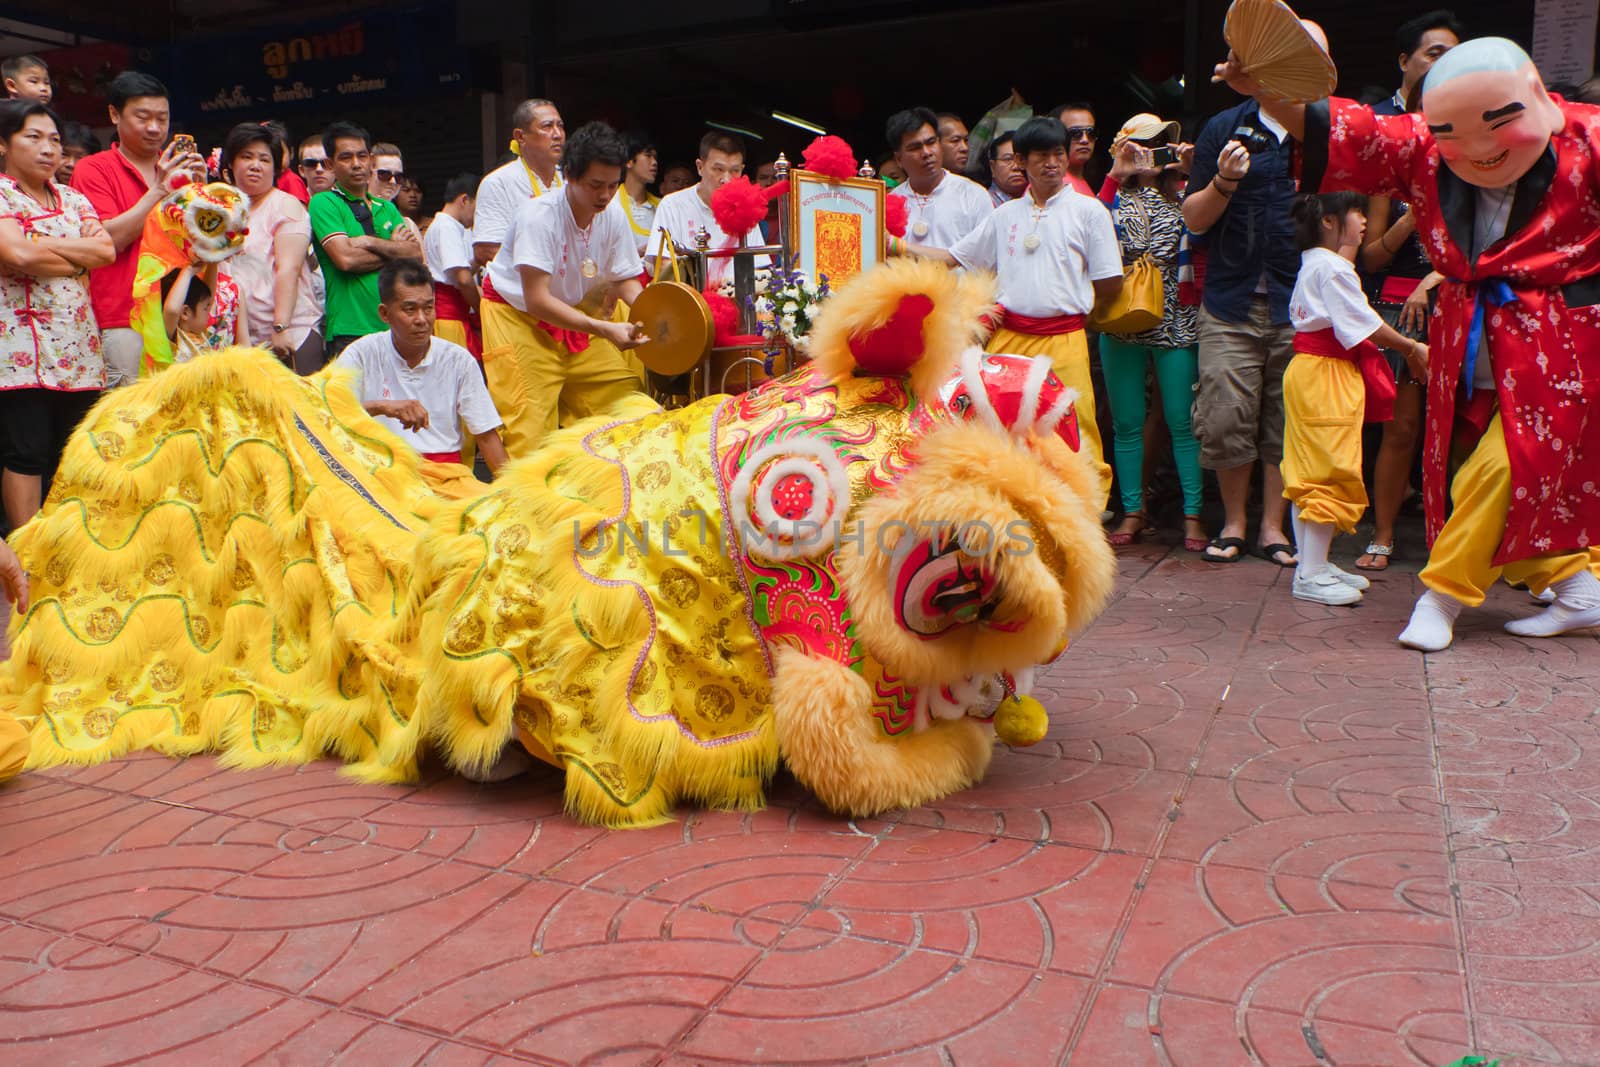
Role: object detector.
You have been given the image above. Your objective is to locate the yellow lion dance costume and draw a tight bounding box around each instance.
[0,260,1113,826]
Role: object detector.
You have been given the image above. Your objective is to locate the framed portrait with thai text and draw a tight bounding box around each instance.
[787,170,885,288]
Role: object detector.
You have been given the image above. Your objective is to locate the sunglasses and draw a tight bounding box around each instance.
[1064,126,1098,142]
[375,169,404,182]
[299,158,329,171]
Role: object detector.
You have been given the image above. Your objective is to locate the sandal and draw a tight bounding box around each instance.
[1202,536,1246,563]
[1107,512,1148,547]
[1182,515,1208,553]
[1255,542,1298,567]
[1355,541,1394,571]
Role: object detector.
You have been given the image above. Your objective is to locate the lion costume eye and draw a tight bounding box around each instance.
[892,537,998,637]
[729,436,850,562]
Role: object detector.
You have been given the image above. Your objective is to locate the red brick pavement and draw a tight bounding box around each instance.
[1,537,1596,1066]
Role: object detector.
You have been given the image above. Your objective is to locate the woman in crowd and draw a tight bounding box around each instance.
[0,100,115,530]
[1353,91,1439,572]
[220,121,323,373]
[1098,114,1206,551]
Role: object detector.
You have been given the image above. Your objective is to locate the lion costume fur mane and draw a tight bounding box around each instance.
[0,259,1114,826]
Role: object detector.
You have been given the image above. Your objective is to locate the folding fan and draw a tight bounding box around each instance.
[1224,0,1338,104]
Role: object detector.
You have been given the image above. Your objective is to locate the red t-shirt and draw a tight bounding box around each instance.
[71,146,152,331]
[277,169,311,205]
[1066,173,1093,196]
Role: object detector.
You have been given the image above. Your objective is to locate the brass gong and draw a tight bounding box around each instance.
[630,280,714,376]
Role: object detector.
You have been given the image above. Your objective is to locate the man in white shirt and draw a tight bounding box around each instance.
[472,98,566,269]
[885,107,992,251]
[619,130,659,256]
[938,117,1123,509]
[337,258,508,474]
[645,131,770,290]
[479,121,658,459]
[424,172,480,356]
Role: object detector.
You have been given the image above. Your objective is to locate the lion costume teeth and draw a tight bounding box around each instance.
[0,262,1113,826]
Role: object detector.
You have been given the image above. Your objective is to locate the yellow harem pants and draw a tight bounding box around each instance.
[432,317,474,351]
[480,299,658,459]
[1279,352,1368,534]
[987,327,1112,511]
[432,318,481,467]
[1420,413,1593,607]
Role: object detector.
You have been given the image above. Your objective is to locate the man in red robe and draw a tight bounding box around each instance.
[1216,35,1600,650]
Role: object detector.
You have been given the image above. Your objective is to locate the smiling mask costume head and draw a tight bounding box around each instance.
[1420,37,1565,188]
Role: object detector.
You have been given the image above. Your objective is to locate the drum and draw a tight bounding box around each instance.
[631,280,714,377]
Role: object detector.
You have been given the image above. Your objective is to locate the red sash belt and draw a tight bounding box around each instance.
[481,275,590,354]
[1293,328,1396,423]
[433,282,482,359]
[996,309,1087,336]
[421,451,466,465]
[1378,275,1425,306]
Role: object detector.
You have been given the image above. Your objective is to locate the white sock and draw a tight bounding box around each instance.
[1290,504,1306,550]
[1398,590,1464,652]
[1505,570,1600,637]
[1296,517,1334,579]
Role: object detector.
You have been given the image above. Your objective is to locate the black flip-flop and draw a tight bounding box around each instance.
[1256,542,1298,567]
[1203,536,1247,563]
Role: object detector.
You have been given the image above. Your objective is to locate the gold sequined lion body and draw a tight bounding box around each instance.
[0,260,1114,826]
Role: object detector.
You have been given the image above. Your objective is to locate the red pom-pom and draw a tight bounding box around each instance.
[848,293,934,376]
[885,194,909,238]
[802,135,857,180]
[711,177,769,240]
[704,288,740,345]
[704,288,763,347]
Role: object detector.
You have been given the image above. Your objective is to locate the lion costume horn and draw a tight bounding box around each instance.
[805,257,995,399]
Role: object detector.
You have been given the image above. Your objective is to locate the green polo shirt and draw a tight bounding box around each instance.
[309,184,406,339]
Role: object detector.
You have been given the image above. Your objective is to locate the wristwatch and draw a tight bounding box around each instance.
[272,322,288,334]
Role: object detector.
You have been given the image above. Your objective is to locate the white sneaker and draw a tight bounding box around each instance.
[1293,569,1364,606]
[1325,563,1370,591]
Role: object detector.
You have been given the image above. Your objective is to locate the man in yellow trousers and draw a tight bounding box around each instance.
[911,116,1122,511]
[479,122,657,459]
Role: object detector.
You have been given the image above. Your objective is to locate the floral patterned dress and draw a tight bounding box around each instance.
[0,176,105,392]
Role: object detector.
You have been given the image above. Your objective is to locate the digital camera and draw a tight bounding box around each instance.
[1231,124,1276,155]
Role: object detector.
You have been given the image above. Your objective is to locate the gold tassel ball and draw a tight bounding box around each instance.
[993,693,1049,747]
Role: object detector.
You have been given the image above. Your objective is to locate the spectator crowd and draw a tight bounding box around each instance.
[2,8,1598,623]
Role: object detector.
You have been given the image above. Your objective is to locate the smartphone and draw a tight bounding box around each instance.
[171,133,196,158]
[1149,145,1179,168]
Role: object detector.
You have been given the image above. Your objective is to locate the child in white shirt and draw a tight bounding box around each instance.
[1282,193,1428,606]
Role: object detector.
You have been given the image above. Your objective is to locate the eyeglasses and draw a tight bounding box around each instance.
[299,158,329,171]
[375,169,404,182]
[1064,126,1098,142]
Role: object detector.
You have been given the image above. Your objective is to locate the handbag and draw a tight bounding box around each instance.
[1090,190,1165,335]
